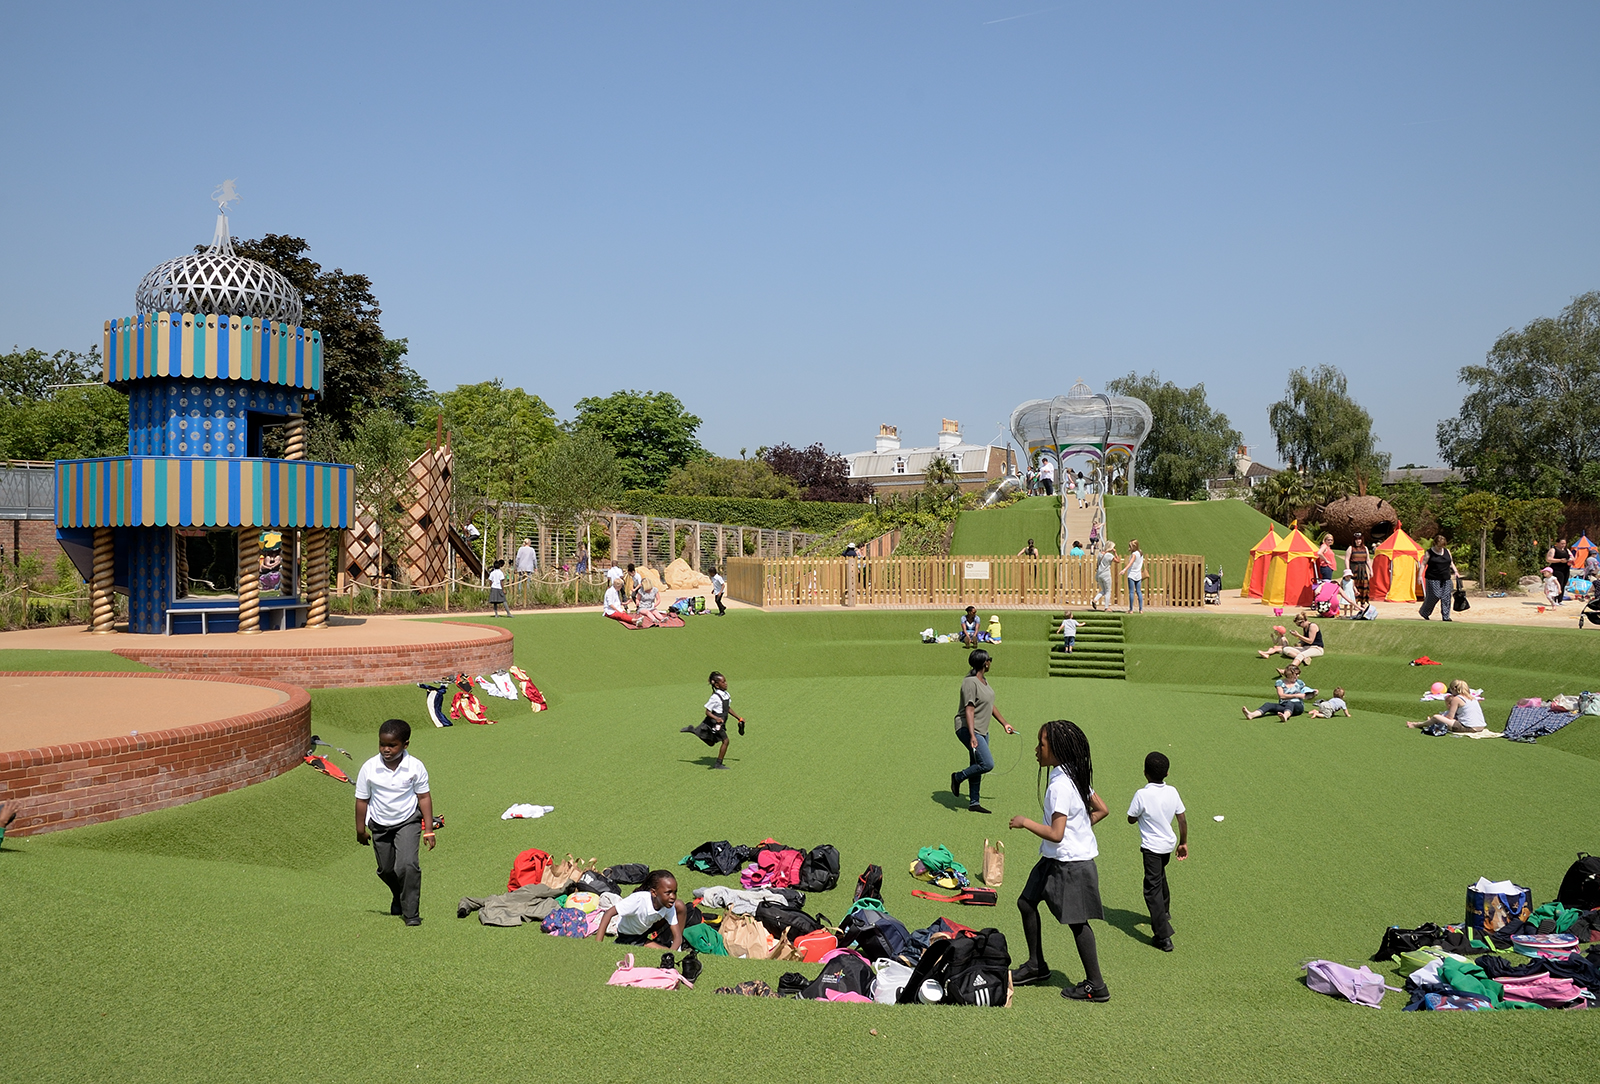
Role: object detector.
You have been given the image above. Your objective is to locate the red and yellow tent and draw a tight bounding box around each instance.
[1370,525,1425,602]
[1263,528,1318,607]
[1574,535,1596,569]
[1245,527,1281,599]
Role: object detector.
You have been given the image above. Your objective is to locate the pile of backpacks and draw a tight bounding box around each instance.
[1307,853,1600,1011]
[680,838,841,891]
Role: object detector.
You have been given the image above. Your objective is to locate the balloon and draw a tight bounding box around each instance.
[1430,681,1446,695]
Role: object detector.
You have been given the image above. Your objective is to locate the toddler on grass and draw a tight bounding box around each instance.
[1308,688,1352,718]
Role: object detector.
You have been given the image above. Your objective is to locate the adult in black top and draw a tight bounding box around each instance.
[1419,535,1461,621]
[1547,539,1573,601]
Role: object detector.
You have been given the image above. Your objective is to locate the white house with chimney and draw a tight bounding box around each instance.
[844,420,1015,496]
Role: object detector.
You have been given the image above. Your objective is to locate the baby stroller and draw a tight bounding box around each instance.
[1204,567,1222,605]
[1312,578,1341,617]
[1579,595,1600,629]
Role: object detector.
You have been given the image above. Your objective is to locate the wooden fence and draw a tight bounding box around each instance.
[725,554,1206,609]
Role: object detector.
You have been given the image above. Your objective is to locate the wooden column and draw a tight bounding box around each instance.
[694,524,703,572]
[237,528,261,634]
[306,528,329,628]
[284,414,306,460]
[89,526,115,633]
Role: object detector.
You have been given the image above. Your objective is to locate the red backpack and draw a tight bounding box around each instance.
[508,848,552,891]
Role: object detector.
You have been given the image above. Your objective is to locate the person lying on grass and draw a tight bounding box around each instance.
[1406,679,1486,733]
[1243,664,1314,721]
[1256,625,1289,659]
[1307,688,1352,718]
[593,870,687,950]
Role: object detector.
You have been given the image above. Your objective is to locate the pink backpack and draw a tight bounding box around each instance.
[606,954,693,991]
[1303,961,1398,1007]
[1499,974,1591,1009]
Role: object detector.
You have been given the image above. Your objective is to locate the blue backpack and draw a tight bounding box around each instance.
[839,904,911,961]
[541,907,589,937]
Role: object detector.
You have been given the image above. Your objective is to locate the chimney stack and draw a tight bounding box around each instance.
[875,424,900,453]
[938,418,961,451]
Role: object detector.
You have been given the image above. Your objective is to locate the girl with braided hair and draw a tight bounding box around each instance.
[1008,719,1111,1002]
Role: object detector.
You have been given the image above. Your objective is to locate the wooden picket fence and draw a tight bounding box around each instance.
[725,554,1205,609]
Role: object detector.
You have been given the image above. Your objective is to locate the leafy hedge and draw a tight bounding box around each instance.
[613,492,866,532]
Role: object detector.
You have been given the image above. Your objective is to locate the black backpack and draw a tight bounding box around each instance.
[799,844,841,892]
[839,906,911,961]
[854,864,884,903]
[800,951,874,1000]
[1558,853,1600,911]
[771,887,807,910]
[754,901,823,939]
[896,927,1010,1006]
[601,863,649,886]
[685,841,741,875]
[575,869,620,897]
[1370,923,1470,962]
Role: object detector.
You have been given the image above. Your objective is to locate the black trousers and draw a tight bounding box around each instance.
[1141,848,1173,940]
[370,818,422,921]
[714,592,725,615]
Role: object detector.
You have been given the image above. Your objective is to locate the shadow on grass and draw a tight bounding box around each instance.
[678,756,735,769]
[1101,904,1152,944]
[928,790,969,811]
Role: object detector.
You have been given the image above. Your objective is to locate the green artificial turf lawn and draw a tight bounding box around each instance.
[951,495,1063,556]
[1102,495,1288,589]
[4,610,1599,1084]
[0,649,154,673]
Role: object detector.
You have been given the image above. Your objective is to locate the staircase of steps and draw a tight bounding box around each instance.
[1060,493,1100,553]
[1047,611,1126,680]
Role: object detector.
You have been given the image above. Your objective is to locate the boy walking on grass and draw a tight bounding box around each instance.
[1127,752,1187,952]
[355,719,436,926]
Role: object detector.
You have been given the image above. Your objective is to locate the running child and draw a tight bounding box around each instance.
[1127,752,1187,953]
[680,671,744,769]
[1058,611,1078,653]
[1308,688,1352,718]
[354,719,436,926]
[711,568,727,615]
[593,869,688,949]
[1009,720,1111,1002]
[487,558,512,616]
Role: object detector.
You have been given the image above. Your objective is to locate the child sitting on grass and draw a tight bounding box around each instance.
[1308,688,1352,718]
[1256,625,1289,659]
[593,870,688,949]
[1242,665,1314,721]
[680,671,744,769]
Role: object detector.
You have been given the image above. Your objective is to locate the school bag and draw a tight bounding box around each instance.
[606,953,693,991]
[794,930,838,962]
[754,901,824,939]
[871,958,916,1004]
[838,904,912,961]
[682,841,741,875]
[1302,961,1398,1007]
[798,844,841,892]
[575,869,620,897]
[770,886,807,910]
[541,907,590,937]
[1557,853,1600,911]
[507,848,552,892]
[1371,922,1472,962]
[855,864,884,903]
[894,927,1011,1006]
[799,948,875,1000]
[601,863,650,886]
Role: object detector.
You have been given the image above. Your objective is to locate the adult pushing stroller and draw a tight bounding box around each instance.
[1204,567,1223,605]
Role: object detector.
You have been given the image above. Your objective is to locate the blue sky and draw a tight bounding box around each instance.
[3,2,1597,469]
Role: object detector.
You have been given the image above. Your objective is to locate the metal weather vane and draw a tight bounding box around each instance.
[211,179,241,213]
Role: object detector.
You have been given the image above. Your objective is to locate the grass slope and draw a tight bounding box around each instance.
[0,649,154,672]
[1104,495,1287,589]
[2,610,1596,1084]
[950,495,1062,556]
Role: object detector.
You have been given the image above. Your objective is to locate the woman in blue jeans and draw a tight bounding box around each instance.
[952,649,1016,814]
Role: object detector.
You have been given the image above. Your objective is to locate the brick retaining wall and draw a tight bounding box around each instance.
[0,672,311,837]
[110,621,514,688]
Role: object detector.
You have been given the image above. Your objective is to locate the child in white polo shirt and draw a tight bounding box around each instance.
[1127,751,1187,953]
[355,719,436,926]
[593,870,688,949]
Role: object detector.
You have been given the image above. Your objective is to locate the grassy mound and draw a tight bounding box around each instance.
[2,611,1595,1083]
[1104,495,1287,589]
[950,495,1062,556]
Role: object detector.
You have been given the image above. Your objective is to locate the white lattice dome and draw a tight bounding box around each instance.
[134,213,303,325]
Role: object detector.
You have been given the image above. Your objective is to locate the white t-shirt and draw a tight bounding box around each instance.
[1059,618,1079,638]
[1127,781,1185,854]
[1125,552,1144,581]
[1039,458,1055,480]
[712,573,726,594]
[1316,697,1348,715]
[1041,766,1098,862]
[1454,697,1486,730]
[704,688,730,720]
[614,889,678,935]
[603,585,624,616]
[605,566,625,584]
[514,545,537,572]
[488,568,506,590]
[354,752,429,827]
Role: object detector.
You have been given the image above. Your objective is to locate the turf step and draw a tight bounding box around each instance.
[1046,614,1126,680]
[1048,668,1128,680]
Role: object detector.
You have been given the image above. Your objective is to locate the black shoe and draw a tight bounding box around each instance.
[1155,937,1173,952]
[404,917,422,927]
[950,772,962,797]
[680,727,696,733]
[1061,981,1110,1002]
[681,949,702,982]
[1011,961,1052,986]
[659,952,676,971]
[391,898,403,916]
[738,721,745,736]
[968,804,992,814]
[710,762,729,770]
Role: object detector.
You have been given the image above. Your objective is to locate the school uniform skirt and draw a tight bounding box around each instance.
[1020,856,1103,924]
[488,586,506,604]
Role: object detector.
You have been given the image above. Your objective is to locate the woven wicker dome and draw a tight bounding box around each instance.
[134,213,302,325]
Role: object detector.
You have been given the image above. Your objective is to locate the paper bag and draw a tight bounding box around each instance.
[982,839,1004,887]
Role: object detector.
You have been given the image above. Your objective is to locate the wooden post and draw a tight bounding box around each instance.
[305,529,329,628]
[237,528,261,634]
[89,526,115,633]
[694,523,703,573]
[284,414,306,460]
[736,527,744,560]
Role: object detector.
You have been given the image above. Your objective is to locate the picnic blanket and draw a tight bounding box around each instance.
[1504,705,1577,744]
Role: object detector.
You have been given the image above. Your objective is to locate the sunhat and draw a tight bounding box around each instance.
[1272,625,1286,634]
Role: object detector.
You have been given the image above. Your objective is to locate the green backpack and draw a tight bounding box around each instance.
[918,844,969,879]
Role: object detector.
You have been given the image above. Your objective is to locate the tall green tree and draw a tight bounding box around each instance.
[437,380,559,509]
[572,389,705,491]
[340,409,420,583]
[1104,372,1241,500]
[664,456,799,499]
[227,235,431,435]
[1437,291,1600,498]
[1267,365,1390,490]
[0,346,126,459]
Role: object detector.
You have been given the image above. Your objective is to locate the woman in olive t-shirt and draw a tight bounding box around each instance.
[951,649,1016,814]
